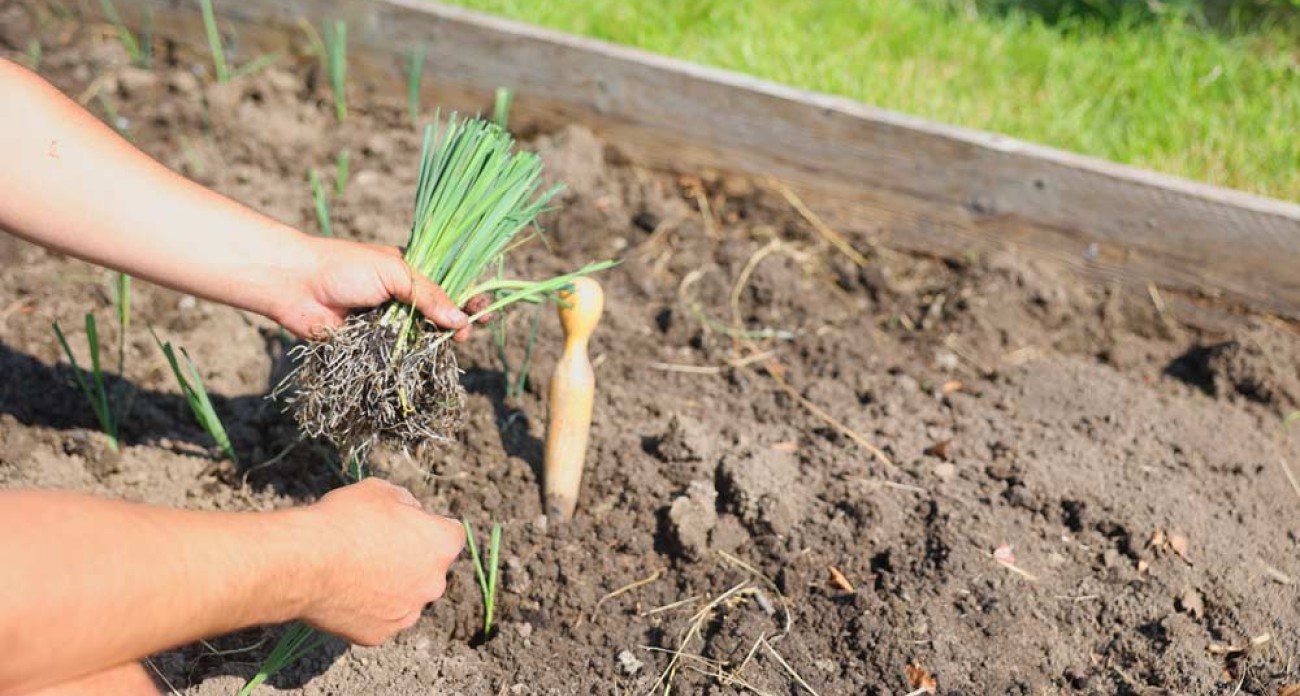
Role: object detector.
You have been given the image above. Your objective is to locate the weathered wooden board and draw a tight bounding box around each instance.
[80,0,1300,318]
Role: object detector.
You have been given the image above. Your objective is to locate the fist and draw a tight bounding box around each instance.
[300,478,464,645]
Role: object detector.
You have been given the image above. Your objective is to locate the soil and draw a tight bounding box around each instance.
[3,5,1300,695]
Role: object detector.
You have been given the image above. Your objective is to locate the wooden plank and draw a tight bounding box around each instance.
[87,0,1300,318]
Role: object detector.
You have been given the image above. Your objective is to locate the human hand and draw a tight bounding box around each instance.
[298,478,465,645]
[272,237,490,341]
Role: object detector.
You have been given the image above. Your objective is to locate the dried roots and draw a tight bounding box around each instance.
[278,309,466,454]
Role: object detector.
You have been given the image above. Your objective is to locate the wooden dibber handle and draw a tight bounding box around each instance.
[543,277,604,521]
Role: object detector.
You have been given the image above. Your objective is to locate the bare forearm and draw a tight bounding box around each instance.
[0,58,312,322]
[0,490,316,695]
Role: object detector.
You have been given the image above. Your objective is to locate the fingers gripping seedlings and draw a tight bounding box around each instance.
[280,114,614,454]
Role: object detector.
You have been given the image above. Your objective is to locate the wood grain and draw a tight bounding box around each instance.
[89,0,1300,317]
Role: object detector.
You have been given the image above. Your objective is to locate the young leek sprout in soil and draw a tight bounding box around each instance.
[99,0,152,68]
[407,47,424,128]
[493,87,513,129]
[335,148,351,196]
[323,20,348,123]
[53,315,119,452]
[237,622,323,696]
[198,0,228,83]
[464,521,502,636]
[282,114,614,454]
[25,39,41,71]
[153,331,238,463]
[198,0,280,84]
[115,272,131,376]
[308,170,333,237]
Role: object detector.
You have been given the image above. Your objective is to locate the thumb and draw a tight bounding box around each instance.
[380,260,469,333]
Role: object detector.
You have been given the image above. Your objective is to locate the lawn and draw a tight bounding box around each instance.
[446,0,1300,202]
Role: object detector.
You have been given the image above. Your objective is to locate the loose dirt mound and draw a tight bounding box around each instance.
[2,7,1299,695]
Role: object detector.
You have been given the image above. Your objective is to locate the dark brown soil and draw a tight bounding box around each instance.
[3,6,1300,695]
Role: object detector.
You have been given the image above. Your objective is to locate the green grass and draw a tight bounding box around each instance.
[446,0,1300,201]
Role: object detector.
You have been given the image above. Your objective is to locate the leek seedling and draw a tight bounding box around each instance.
[493,299,542,401]
[152,331,237,463]
[99,0,151,67]
[407,47,425,128]
[308,170,333,237]
[335,148,350,197]
[115,272,131,377]
[197,1,278,83]
[198,0,228,83]
[283,114,614,453]
[322,20,347,123]
[463,521,502,636]
[25,39,41,71]
[53,315,119,452]
[493,87,513,129]
[237,622,323,696]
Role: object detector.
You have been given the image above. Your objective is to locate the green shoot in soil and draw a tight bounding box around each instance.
[492,87,513,129]
[99,0,151,67]
[53,315,119,452]
[237,622,324,696]
[323,20,348,123]
[25,39,41,71]
[492,297,542,400]
[198,0,228,83]
[115,272,131,376]
[152,331,237,463]
[335,148,350,197]
[309,170,333,237]
[230,52,284,81]
[407,47,424,127]
[463,520,502,636]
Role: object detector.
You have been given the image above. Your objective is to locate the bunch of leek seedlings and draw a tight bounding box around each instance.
[281,114,613,454]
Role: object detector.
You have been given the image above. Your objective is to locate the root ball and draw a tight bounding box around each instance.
[280,309,466,453]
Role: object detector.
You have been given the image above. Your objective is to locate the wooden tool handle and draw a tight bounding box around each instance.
[543,277,604,521]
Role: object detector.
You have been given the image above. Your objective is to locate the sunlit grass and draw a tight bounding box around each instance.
[446,0,1299,200]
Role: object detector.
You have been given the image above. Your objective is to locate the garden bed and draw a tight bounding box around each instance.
[2,4,1300,694]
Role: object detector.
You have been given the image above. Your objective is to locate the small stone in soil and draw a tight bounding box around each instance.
[666,480,717,560]
[617,650,643,675]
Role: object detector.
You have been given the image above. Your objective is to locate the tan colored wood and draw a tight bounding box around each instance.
[543,278,603,521]
[92,0,1300,317]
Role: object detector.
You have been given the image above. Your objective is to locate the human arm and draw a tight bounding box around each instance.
[0,479,463,696]
[0,58,477,340]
